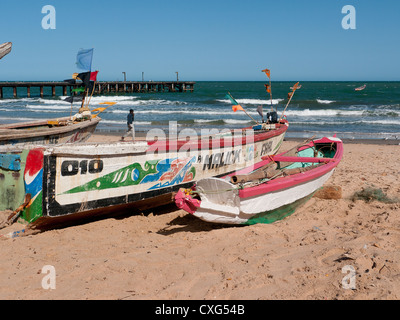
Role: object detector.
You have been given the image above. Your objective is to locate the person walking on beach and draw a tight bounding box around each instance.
[121,109,135,141]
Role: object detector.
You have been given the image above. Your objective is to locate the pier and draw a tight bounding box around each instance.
[0,81,195,99]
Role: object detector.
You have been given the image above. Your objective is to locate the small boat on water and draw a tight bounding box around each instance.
[355,84,366,91]
[0,42,12,60]
[0,121,289,229]
[0,116,101,147]
[175,136,343,225]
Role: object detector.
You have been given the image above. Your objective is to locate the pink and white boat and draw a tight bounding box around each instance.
[175,136,343,225]
[355,84,366,91]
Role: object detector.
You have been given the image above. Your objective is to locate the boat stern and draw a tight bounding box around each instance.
[0,147,45,225]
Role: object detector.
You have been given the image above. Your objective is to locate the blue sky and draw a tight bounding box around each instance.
[0,0,399,81]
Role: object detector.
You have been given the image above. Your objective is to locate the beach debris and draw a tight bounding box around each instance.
[351,186,398,204]
[1,229,25,240]
[314,185,342,200]
[334,253,355,263]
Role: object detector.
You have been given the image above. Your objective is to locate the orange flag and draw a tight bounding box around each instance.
[264,84,271,93]
[232,105,244,113]
[262,68,271,78]
[291,82,300,91]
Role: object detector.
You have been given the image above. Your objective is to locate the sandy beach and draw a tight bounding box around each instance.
[0,133,399,300]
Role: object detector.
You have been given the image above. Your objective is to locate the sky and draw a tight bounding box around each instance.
[0,0,399,81]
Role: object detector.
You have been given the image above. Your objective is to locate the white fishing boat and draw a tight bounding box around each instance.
[175,136,343,225]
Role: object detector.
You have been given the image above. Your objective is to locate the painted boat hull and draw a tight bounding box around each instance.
[0,122,288,227]
[0,117,100,147]
[0,42,12,60]
[175,136,343,225]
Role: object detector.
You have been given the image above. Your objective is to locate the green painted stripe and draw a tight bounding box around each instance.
[243,193,316,225]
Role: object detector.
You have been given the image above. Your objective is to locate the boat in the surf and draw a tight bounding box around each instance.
[175,136,343,225]
[355,84,366,91]
[0,42,12,60]
[0,120,289,229]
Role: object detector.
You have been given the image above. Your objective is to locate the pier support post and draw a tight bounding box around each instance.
[40,86,44,98]
[0,87,2,99]
[27,86,31,98]
[13,87,17,98]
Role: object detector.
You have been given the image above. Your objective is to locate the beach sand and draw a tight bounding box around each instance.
[0,134,399,300]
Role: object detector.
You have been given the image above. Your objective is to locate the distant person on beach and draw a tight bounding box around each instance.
[121,109,135,141]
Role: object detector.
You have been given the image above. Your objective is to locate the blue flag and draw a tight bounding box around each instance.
[76,48,94,71]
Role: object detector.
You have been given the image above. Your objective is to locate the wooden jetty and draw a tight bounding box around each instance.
[0,81,195,99]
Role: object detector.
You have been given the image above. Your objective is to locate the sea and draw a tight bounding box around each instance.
[0,81,399,140]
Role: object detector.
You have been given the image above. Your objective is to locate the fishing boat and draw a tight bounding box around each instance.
[0,116,101,147]
[175,136,343,225]
[0,42,12,60]
[355,84,366,91]
[0,120,289,229]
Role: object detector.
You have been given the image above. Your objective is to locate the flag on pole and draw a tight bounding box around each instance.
[257,105,263,118]
[226,93,244,112]
[264,84,271,93]
[232,104,244,112]
[225,93,239,106]
[64,79,76,85]
[76,48,94,71]
[262,68,271,78]
[63,95,84,103]
[77,72,91,87]
[90,71,99,82]
[72,87,85,93]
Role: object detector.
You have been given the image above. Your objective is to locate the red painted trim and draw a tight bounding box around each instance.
[145,122,288,153]
[263,155,336,163]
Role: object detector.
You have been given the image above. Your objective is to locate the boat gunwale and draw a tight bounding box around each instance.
[235,137,343,199]
[146,121,288,153]
[0,117,101,141]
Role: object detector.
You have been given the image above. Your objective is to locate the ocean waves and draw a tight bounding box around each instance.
[1,81,399,139]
